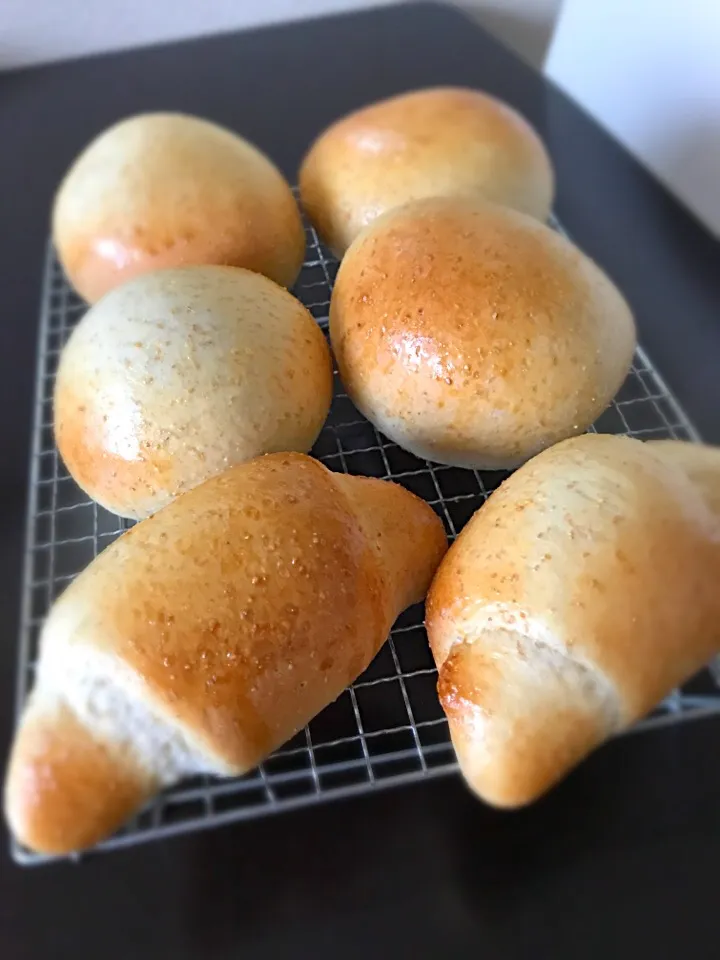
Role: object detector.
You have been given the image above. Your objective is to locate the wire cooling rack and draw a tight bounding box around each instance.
[13,207,720,865]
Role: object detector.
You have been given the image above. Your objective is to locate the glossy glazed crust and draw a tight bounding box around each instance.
[331,197,636,469]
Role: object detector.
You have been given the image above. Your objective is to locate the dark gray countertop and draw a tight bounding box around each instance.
[1,5,719,958]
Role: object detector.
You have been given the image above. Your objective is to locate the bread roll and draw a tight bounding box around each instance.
[299,86,554,256]
[425,434,720,808]
[55,265,333,520]
[330,197,636,470]
[53,113,305,301]
[5,453,448,854]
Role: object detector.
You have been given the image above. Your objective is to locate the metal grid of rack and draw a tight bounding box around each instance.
[13,208,720,865]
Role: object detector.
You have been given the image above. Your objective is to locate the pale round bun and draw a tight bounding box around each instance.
[53,113,306,302]
[299,87,554,256]
[330,197,636,470]
[55,266,333,519]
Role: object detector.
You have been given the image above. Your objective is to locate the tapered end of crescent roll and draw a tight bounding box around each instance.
[334,473,448,615]
[436,629,618,808]
[5,697,153,855]
[646,440,720,519]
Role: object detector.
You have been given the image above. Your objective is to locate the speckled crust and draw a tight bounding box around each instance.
[53,455,444,767]
[54,265,333,519]
[330,197,636,469]
[426,435,720,808]
[53,113,306,301]
[4,453,448,854]
[299,86,554,256]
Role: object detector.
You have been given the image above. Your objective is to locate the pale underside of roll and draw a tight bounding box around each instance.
[426,434,720,808]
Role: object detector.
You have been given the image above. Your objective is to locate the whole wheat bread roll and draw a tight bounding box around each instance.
[299,86,554,256]
[55,265,333,519]
[426,434,720,808]
[5,453,447,854]
[53,113,305,301]
[330,197,636,470]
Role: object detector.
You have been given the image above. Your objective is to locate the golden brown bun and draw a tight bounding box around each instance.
[53,113,305,301]
[330,197,636,469]
[426,435,720,808]
[55,266,333,519]
[299,86,554,256]
[5,453,447,854]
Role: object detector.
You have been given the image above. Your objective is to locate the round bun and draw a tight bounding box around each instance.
[330,197,636,470]
[299,87,554,256]
[53,113,306,302]
[55,266,333,519]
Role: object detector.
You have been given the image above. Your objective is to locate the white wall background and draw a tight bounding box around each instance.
[546,0,720,236]
[0,0,561,70]
[0,0,381,68]
[461,0,561,68]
